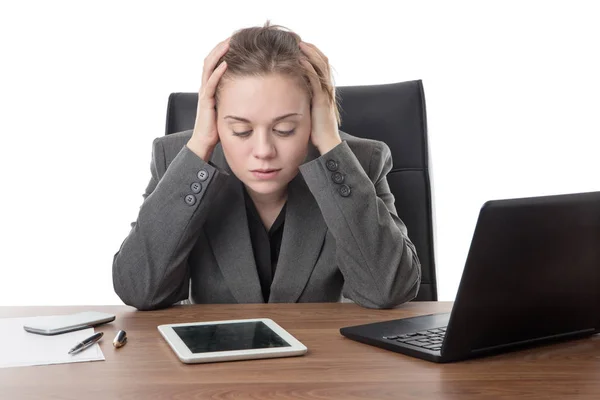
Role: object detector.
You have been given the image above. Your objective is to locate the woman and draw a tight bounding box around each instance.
[113,23,421,310]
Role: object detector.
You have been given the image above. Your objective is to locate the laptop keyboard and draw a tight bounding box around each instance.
[383,327,446,351]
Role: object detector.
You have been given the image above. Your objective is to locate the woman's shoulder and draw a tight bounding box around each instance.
[153,130,193,160]
[153,129,228,169]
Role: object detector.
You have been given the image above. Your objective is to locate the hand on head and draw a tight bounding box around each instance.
[187,37,230,161]
[187,33,341,162]
[298,41,342,155]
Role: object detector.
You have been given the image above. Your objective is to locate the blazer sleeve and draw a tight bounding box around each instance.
[299,140,421,309]
[112,139,229,310]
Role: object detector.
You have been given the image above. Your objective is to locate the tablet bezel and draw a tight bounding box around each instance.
[157,318,307,363]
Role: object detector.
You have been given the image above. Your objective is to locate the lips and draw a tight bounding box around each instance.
[251,168,281,173]
[250,168,282,180]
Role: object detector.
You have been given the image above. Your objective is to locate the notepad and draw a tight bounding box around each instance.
[0,316,105,368]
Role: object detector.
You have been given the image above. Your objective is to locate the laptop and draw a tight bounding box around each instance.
[340,191,600,363]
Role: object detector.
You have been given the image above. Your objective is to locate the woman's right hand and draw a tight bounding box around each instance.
[186,38,230,161]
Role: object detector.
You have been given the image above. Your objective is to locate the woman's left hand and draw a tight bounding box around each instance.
[299,41,342,155]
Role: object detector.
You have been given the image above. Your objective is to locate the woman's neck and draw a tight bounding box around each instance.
[245,186,288,231]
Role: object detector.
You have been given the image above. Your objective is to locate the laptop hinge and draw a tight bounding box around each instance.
[471,328,595,354]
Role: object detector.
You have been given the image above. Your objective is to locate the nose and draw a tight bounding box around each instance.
[252,129,276,159]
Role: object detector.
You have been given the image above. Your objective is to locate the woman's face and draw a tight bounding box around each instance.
[216,73,311,198]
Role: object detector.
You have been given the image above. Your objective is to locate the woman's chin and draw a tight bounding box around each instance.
[244,180,285,195]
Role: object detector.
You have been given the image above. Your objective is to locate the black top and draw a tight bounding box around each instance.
[243,188,287,302]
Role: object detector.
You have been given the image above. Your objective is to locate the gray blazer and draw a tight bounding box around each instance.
[112,130,421,310]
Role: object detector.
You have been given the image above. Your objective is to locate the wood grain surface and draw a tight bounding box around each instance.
[1,302,599,399]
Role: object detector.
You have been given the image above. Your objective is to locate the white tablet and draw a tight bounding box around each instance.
[157,318,307,364]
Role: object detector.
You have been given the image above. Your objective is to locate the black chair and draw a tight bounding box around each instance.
[165,80,437,301]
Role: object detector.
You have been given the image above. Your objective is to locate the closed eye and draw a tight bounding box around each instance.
[275,129,296,136]
[232,129,296,137]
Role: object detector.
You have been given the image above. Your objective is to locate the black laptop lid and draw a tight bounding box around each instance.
[443,191,600,360]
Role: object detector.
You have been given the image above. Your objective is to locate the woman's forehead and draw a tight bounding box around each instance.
[219,74,309,112]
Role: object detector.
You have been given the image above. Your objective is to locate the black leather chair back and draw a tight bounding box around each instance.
[165,80,437,300]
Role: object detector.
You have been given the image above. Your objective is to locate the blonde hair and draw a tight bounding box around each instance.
[215,21,341,126]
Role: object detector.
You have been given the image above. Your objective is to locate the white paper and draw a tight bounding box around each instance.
[0,316,105,369]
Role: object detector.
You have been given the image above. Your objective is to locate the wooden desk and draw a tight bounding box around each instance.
[1,302,599,399]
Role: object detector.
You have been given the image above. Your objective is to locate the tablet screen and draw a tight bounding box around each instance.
[173,321,291,353]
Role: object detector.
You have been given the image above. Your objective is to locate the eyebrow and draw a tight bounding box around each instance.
[223,113,302,123]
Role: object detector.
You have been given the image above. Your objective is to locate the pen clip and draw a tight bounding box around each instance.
[68,332,103,355]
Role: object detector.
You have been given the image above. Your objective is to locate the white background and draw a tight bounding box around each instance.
[1,1,598,306]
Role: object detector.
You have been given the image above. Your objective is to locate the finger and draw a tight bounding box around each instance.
[298,42,320,65]
[301,41,329,64]
[299,42,330,81]
[200,61,228,108]
[208,37,231,62]
[202,38,230,85]
[201,38,230,87]
[300,58,326,104]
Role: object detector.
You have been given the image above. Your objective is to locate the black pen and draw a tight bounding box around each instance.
[68,332,104,355]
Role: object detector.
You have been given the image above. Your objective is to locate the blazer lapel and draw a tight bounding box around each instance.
[205,170,264,304]
[207,142,326,304]
[269,172,328,303]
